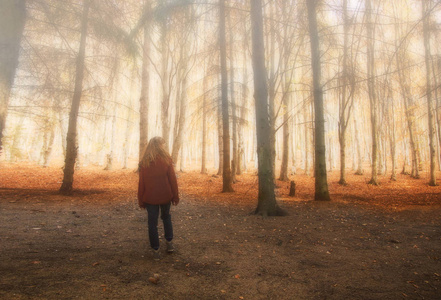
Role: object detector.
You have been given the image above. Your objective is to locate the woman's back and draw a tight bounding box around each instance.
[138,158,179,206]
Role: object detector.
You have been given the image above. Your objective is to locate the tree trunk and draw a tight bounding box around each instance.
[389,113,397,181]
[171,59,188,163]
[306,0,330,201]
[385,81,397,181]
[104,113,117,170]
[278,69,290,181]
[201,61,207,174]
[123,67,137,169]
[172,8,192,165]
[354,117,363,175]
[401,129,408,175]
[303,105,309,175]
[290,103,296,175]
[42,118,55,167]
[217,99,223,175]
[59,0,90,194]
[366,0,378,185]
[422,0,437,186]
[328,134,333,172]
[228,8,237,182]
[278,98,290,181]
[139,10,151,161]
[238,19,249,175]
[0,0,26,154]
[251,0,283,216]
[278,6,292,182]
[160,18,170,151]
[267,1,276,178]
[338,0,352,185]
[431,54,441,171]
[396,43,419,178]
[39,121,49,165]
[338,129,346,183]
[219,0,233,192]
[105,60,120,171]
[377,112,384,175]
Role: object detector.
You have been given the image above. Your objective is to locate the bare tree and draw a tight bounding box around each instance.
[0,0,26,153]
[171,6,196,165]
[394,23,420,178]
[278,0,298,182]
[59,0,90,194]
[251,0,283,215]
[219,0,233,192]
[337,0,357,185]
[228,6,238,183]
[139,2,151,161]
[422,0,437,186]
[201,59,208,174]
[366,0,379,185]
[306,0,330,201]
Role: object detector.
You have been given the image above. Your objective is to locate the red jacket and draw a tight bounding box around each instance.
[137,158,179,207]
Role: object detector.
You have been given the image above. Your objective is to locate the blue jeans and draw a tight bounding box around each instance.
[146,203,173,250]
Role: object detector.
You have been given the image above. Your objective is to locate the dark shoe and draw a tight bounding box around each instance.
[166,241,174,253]
[152,248,160,260]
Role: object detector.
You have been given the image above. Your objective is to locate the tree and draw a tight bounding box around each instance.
[278,0,298,182]
[171,7,194,164]
[386,83,397,181]
[0,0,26,153]
[337,0,357,185]
[251,0,283,216]
[159,11,171,150]
[139,2,151,161]
[59,0,90,194]
[394,23,420,178]
[200,59,208,174]
[228,6,238,183]
[219,0,233,192]
[306,0,330,201]
[365,0,379,185]
[422,0,437,186]
[103,57,120,171]
[238,14,249,176]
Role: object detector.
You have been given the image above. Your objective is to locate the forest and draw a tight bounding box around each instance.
[1,0,441,299]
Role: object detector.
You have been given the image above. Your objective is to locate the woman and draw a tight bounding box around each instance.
[138,137,179,260]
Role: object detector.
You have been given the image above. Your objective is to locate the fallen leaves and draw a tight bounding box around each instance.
[178,169,441,210]
[1,163,441,300]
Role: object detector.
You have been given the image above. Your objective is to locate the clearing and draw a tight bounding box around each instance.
[1,163,440,299]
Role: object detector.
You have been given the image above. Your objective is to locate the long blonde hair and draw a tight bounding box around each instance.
[139,136,172,167]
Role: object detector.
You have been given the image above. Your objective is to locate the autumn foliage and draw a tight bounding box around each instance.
[1,162,440,210]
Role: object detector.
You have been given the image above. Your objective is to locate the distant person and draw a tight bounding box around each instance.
[138,137,179,260]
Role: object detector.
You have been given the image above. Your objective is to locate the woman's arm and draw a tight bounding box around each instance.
[167,163,180,205]
[137,169,146,208]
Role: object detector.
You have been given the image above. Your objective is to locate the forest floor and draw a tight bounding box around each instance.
[1,162,441,300]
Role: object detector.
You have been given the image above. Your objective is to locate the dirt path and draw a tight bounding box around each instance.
[1,164,441,299]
